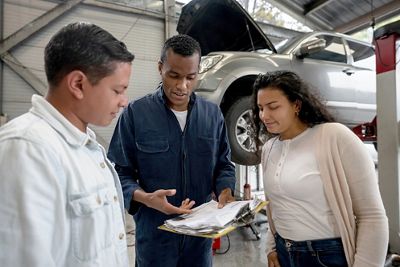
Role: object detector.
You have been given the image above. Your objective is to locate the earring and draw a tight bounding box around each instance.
[295,110,299,116]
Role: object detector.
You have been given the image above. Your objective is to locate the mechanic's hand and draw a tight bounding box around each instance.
[217,188,235,208]
[180,198,196,210]
[267,251,281,267]
[146,189,193,215]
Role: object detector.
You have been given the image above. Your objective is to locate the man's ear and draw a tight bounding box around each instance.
[66,70,86,100]
[158,60,163,75]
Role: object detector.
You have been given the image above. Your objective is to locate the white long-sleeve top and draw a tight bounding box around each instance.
[263,123,388,267]
[264,127,340,241]
[0,95,129,267]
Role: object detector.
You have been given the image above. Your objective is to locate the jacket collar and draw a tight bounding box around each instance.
[30,94,94,148]
[156,84,196,110]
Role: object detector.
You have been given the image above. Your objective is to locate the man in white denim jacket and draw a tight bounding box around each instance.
[0,22,134,266]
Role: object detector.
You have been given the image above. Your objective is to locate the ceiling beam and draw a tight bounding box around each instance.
[1,53,46,95]
[0,0,82,55]
[334,0,400,33]
[83,0,166,19]
[304,0,334,16]
[267,0,333,30]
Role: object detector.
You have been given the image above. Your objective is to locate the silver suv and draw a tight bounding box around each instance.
[178,0,376,165]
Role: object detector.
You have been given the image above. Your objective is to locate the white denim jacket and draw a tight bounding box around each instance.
[0,95,129,267]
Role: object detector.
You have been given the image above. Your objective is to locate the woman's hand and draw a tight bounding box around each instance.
[267,251,281,267]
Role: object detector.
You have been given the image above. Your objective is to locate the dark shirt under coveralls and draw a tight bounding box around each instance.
[107,86,236,267]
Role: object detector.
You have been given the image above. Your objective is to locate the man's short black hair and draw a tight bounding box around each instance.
[44,22,134,87]
[160,34,201,63]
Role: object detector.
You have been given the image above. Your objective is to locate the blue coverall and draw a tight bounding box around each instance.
[108,86,236,267]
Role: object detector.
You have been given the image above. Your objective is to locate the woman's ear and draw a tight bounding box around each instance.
[295,99,302,113]
[66,70,86,100]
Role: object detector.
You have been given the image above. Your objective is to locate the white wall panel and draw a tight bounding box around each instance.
[3,101,32,120]
[3,65,43,102]
[131,59,162,96]
[3,0,57,38]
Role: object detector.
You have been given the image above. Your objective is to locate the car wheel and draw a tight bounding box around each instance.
[225,96,261,165]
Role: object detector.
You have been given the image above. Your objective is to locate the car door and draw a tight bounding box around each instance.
[290,33,356,126]
[344,39,376,125]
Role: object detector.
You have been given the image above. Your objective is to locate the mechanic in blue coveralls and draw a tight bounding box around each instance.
[107,34,236,267]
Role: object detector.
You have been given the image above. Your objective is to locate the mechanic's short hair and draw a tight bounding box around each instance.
[160,34,201,63]
[251,70,335,140]
[45,22,134,88]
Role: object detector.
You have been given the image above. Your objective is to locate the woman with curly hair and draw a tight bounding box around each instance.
[251,70,388,267]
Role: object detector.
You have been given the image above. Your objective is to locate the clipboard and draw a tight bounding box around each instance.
[158,199,268,239]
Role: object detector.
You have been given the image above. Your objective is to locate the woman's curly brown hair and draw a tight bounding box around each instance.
[251,70,335,149]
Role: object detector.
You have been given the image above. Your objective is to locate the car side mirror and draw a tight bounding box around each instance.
[295,39,326,59]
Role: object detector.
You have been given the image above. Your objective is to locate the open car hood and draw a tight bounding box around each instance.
[177,0,276,56]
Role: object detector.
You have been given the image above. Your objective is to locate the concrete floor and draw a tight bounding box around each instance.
[125,212,269,267]
[213,214,268,267]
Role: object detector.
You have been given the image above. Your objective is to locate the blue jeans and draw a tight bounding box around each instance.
[275,233,348,267]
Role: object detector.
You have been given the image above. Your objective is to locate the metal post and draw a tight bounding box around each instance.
[0,0,4,115]
[374,20,400,253]
[163,0,176,40]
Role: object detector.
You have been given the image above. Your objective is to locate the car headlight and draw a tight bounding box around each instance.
[199,55,223,74]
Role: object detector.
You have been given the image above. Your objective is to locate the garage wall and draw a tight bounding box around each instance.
[2,0,169,146]
[2,0,57,121]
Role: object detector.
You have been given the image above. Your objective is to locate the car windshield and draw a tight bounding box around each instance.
[275,35,304,53]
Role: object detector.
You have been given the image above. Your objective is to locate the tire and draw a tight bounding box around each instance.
[373,141,378,151]
[225,96,261,165]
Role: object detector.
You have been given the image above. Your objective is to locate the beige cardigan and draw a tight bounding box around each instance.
[264,123,388,267]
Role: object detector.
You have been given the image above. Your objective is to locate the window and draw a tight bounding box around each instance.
[347,40,375,69]
[304,35,347,63]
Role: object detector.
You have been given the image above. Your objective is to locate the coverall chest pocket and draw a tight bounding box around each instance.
[136,139,169,155]
[136,138,171,190]
[69,187,114,262]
